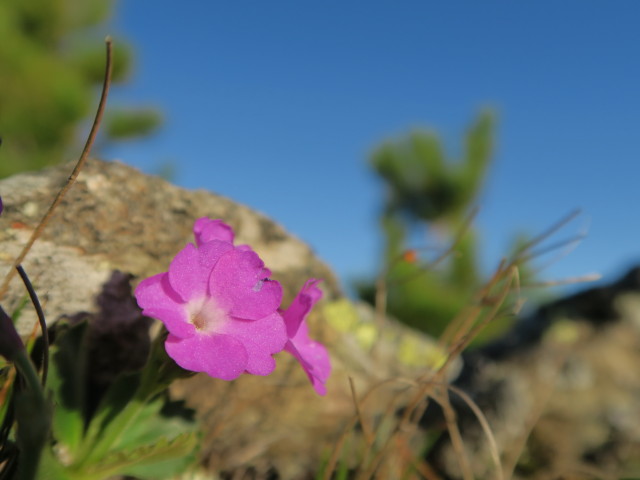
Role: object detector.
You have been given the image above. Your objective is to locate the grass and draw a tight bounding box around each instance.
[318,209,605,480]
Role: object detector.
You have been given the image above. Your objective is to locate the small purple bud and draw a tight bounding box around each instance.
[0,305,25,361]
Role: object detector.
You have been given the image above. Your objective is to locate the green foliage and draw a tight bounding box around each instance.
[48,321,88,455]
[361,111,523,341]
[371,112,493,225]
[13,350,52,480]
[0,0,161,178]
[90,432,198,480]
[44,318,200,480]
[104,108,164,141]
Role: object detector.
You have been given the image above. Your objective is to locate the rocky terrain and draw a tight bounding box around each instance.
[0,159,638,479]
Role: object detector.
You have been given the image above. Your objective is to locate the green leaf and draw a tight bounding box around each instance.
[96,432,199,479]
[110,396,196,452]
[79,379,199,479]
[80,371,141,454]
[48,321,89,457]
[13,350,52,480]
[81,395,199,479]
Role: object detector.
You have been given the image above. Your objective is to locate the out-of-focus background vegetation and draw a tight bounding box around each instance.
[0,0,161,178]
[2,0,640,341]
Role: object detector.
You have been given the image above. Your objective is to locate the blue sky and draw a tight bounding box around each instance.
[105,2,640,292]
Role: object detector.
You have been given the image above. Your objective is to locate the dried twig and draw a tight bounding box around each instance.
[435,389,473,480]
[0,38,113,301]
[522,272,601,288]
[349,377,374,446]
[511,209,581,262]
[448,384,503,480]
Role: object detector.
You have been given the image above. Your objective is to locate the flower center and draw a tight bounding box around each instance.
[191,311,207,330]
[187,297,226,333]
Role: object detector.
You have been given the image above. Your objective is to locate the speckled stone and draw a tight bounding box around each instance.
[0,159,453,479]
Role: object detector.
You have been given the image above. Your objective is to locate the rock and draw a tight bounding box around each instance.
[0,159,339,331]
[0,159,455,479]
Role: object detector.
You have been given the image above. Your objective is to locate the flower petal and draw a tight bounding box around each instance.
[197,239,234,273]
[135,273,195,338]
[193,218,234,247]
[209,248,282,320]
[281,279,330,395]
[168,243,207,302]
[165,332,248,380]
[281,279,323,337]
[285,322,331,395]
[219,312,287,375]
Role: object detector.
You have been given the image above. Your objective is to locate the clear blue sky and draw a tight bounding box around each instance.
[105,1,640,292]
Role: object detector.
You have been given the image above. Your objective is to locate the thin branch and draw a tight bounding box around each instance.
[515,233,586,266]
[349,377,374,446]
[325,377,417,480]
[0,38,113,301]
[388,207,479,288]
[522,272,601,288]
[448,385,503,480]
[426,207,479,271]
[436,389,473,480]
[511,209,581,262]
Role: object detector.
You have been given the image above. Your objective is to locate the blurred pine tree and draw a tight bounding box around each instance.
[0,0,162,177]
[359,111,528,340]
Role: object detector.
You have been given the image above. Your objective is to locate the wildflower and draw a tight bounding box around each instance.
[193,217,234,246]
[135,221,287,380]
[281,279,331,395]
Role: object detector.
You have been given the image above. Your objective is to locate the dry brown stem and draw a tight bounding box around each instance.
[0,38,113,301]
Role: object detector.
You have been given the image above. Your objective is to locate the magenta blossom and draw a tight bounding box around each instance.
[135,219,287,380]
[281,279,331,395]
[193,217,234,246]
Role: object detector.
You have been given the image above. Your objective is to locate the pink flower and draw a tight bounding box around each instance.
[135,219,287,380]
[193,217,234,246]
[281,279,331,395]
